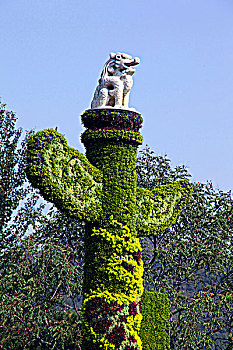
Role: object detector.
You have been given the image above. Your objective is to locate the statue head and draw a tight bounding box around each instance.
[109,52,140,70]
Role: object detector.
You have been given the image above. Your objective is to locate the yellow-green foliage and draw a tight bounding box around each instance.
[81,220,144,349]
[136,180,193,237]
[25,128,103,222]
[139,291,170,350]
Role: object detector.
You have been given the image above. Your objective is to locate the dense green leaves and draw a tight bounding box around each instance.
[0,101,84,349]
[137,146,233,349]
[0,235,83,349]
[0,103,30,241]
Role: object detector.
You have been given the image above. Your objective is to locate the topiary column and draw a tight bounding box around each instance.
[80,109,144,350]
[25,108,192,349]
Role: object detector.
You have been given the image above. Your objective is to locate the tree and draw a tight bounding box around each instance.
[0,101,84,349]
[0,101,30,246]
[136,146,233,350]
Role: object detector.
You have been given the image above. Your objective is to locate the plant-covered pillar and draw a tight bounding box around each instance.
[25,117,192,349]
[80,109,144,349]
[25,52,193,349]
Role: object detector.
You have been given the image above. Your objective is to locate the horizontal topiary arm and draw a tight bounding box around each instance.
[25,128,103,222]
[136,179,193,237]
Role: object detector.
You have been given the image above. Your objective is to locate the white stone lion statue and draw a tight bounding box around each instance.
[91,52,140,109]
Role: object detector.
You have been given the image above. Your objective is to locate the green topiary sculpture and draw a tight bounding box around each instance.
[25,48,192,350]
[25,108,192,350]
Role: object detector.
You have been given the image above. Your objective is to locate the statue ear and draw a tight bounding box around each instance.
[110,53,116,59]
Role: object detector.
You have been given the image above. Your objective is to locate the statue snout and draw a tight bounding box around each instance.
[124,57,140,67]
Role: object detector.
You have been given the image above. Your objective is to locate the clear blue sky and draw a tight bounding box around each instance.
[1,0,233,194]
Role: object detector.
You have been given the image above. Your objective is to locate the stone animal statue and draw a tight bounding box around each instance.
[91,52,140,109]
